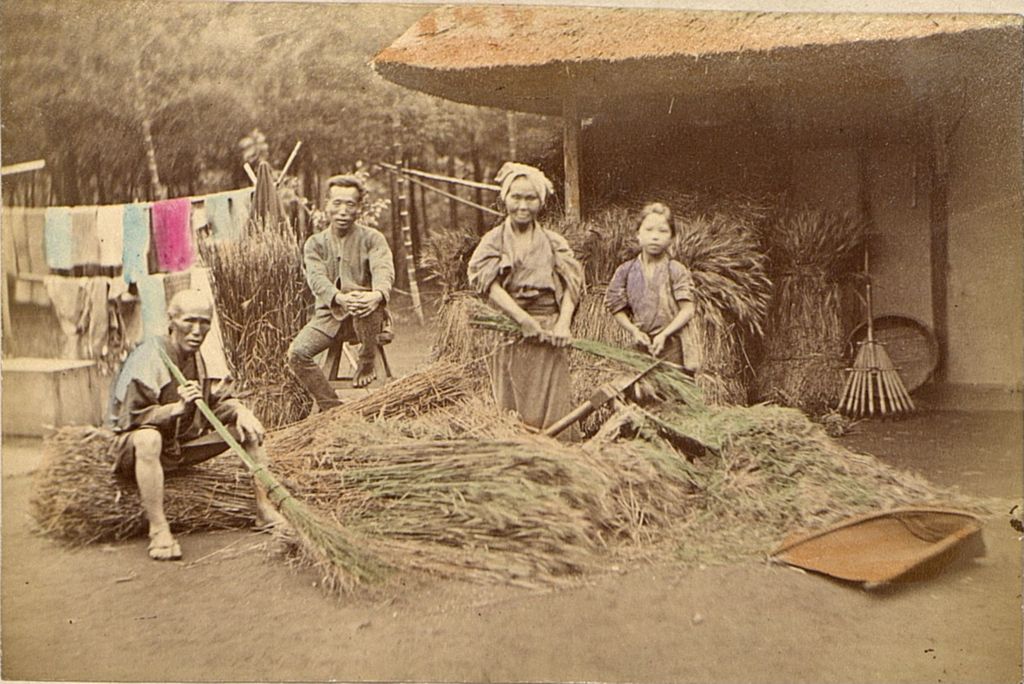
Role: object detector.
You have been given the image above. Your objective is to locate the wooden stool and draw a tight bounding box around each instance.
[322,328,393,388]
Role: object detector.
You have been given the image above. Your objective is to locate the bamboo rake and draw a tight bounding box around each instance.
[839,247,915,417]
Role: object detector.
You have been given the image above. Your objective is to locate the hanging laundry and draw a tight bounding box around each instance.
[44,206,73,271]
[205,193,233,241]
[189,266,230,379]
[122,203,151,284]
[229,189,253,238]
[2,207,18,276]
[162,270,192,302]
[151,197,194,272]
[102,276,133,371]
[96,204,125,269]
[82,277,111,362]
[43,276,108,360]
[70,206,100,267]
[6,207,32,304]
[25,208,48,273]
[135,273,168,339]
[23,209,50,305]
[44,275,85,358]
[190,200,208,232]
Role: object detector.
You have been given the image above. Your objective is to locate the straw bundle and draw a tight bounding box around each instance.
[265,358,479,468]
[271,432,608,584]
[671,215,771,405]
[199,218,313,427]
[33,404,991,589]
[420,225,480,294]
[652,403,989,563]
[755,208,866,414]
[431,291,496,369]
[32,426,254,545]
[562,205,771,406]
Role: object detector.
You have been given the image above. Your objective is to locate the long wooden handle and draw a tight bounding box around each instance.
[157,346,257,474]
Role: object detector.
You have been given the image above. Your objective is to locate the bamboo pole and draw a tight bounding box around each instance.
[393,118,424,325]
[380,165,502,217]
[0,160,45,176]
[471,143,486,235]
[378,162,500,193]
[276,141,302,185]
[389,127,409,292]
[507,111,518,161]
[563,93,582,222]
[408,167,422,269]
[928,117,950,382]
[418,180,430,238]
[447,157,459,231]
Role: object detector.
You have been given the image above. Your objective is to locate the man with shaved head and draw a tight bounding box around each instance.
[109,289,284,560]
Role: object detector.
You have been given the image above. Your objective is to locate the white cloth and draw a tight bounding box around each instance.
[495,162,555,206]
[96,205,125,268]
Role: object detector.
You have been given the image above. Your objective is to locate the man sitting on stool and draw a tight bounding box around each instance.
[287,174,395,410]
[109,289,286,561]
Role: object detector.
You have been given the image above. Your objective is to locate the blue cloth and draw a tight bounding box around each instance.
[44,207,73,270]
[136,274,168,339]
[205,194,234,241]
[122,204,151,284]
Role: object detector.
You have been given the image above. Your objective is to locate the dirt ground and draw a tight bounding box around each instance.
[3,324,1022,683]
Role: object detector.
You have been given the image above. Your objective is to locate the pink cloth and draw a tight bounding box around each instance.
[151,198,194,272]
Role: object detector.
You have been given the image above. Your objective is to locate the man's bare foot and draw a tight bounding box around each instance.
[148,528,182,561]
[352,361,376,388]
[253,505,290,533]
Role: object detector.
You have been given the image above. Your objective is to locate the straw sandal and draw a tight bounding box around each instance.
[148,529,182,561]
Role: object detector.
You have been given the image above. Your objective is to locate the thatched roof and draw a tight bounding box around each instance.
[373,7,1022,116]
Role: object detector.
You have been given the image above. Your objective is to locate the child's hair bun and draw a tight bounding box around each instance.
[640,202,672,223]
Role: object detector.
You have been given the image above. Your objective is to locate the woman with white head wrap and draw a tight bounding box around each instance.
[467,162,585,437]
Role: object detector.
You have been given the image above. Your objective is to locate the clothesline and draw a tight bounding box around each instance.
[3,187,255,371]
[2,186,255,290]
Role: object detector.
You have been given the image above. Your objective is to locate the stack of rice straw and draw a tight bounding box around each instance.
[561,200,772,406]
[754,208,866,414]
[199,217,313,427]
[33,332,994,594]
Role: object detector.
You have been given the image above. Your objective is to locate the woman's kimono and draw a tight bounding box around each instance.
[467,218,585,433]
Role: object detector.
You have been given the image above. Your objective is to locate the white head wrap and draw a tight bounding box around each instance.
[495,162,555,206]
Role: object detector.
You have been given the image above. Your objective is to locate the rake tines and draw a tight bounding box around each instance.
[840,339,915,418]
[841,235,916,419]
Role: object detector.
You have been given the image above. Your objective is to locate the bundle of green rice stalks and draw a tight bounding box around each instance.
[566,286,637,431]
[199,217,314,427]
[673,215,771,405]
[648,403,993,564]
[754,208,866,414]
[470,310,704,410]
[32,426,254,545]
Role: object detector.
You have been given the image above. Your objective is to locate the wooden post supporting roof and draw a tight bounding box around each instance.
[563,94,582,222]
[928,116,950,382]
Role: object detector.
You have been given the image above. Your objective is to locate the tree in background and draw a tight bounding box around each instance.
[1,0,559,207]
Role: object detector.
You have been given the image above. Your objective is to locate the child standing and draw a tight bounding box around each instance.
[605,203,697,370]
